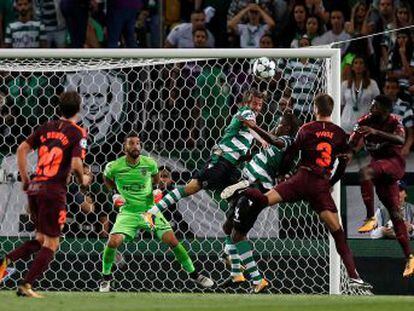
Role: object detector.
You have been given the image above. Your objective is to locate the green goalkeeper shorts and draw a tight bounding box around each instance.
[110,211,172,242]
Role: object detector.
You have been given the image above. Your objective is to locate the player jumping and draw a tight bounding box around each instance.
[351,95,414,277]
[219,111,300,293]
[0,91,90,298]
[226,94,372,289]
[99,132,214,292]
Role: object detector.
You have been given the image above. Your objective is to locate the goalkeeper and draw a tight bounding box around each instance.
[99,132,213,292]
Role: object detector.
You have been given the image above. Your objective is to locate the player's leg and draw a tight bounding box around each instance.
[100,211,137,292]
[230,196,268,293]
[146,179,201,217]
[358,165,377,233]
[219,205,246,287]
[17,234,60,298]
[376,182,414,277]
[100,233,124,292]
[0,196,43,282]
[158,219,214,288]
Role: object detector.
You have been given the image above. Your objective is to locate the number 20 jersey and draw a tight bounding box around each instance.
[26,119,87,191]
[291,121,349,177]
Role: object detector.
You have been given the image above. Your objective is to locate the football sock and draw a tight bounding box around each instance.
[148,187,187,214]
[235,240,262,284]
[102,246,116,276]
[224,236,242,277]
[391,217,412,258]
[7,239,41,262]
[361,180,375,218]
[331,229,359,279]
[24,247,54,285]
[172,243,195,273]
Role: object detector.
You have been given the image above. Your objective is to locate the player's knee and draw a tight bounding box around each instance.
[108,234,123,248]
[161,231,179,248]
[231,230,246,244]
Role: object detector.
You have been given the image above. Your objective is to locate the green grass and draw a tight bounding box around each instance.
[1,291,414,311]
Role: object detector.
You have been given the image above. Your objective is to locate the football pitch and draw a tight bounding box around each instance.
[1,291,414,311]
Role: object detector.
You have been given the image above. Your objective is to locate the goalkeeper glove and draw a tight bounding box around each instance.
[112,194,125,208]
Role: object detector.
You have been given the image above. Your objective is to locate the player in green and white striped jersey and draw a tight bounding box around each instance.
[219,112,300,293]
[143,89,270,222]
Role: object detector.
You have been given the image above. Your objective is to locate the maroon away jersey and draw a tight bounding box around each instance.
[26,119,87,190]
[350,114,405,160]
[291,121,349,176]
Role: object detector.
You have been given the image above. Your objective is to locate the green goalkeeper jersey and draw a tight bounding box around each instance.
[215,106,256,165]
[104,155,158,213]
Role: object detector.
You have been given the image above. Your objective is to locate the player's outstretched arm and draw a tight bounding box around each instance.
[238,116,287,149]
[329,157,348,187]
[357,126,405,145]
[16,141,32,191]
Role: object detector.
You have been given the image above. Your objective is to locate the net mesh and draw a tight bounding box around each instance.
[0,55,368,294]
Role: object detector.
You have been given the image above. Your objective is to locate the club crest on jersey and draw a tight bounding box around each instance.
[140,168,148,176]
[80,138,87,149]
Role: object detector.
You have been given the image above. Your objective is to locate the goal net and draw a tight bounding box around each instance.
[0,49,363,294]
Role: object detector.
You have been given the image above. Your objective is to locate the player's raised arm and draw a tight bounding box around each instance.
[71,157,90,190]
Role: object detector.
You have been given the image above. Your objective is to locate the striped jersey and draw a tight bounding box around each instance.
[283,58,323,114]
[243,135,294,190]
[5,20,46,48]
[35,0,63,32]
[216,106,256,165]
[392,98,414,128]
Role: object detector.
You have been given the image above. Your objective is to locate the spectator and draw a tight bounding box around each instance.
[314,10,351,56]
[165,9,215,48]
[305,0,329,24]
[279,2,308,47]
[60,0,89,48]
[202,0,231,48]
[228,3,275,48]
[259,33,274,48]
[4,0,47,48]
[383,77,414,157]
[227,0,275,21]
[371,181,414,239]
[291,15,323,48]
[106,0,144,48]
[192,26,209,48]
[155,166,194,239]
[342,37,376,81]
[386,29,414,93]
[281,34,323,122]
[34,0,66,47]
[0,0,15,47]
[344,1,369,37]
[341,56,380,134]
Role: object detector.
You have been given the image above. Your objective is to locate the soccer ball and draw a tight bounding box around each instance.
[252,57,276,80]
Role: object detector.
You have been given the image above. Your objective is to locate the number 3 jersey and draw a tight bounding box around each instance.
[26,119,87,192]
[288,121,349,177]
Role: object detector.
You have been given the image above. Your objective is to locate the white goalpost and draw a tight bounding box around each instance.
[0,48,358,295]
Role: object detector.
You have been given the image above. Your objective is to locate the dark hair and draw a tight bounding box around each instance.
[243,88,267,102]
[124,131,140,142]
[282,111,300,136]
[59,91,81,118]
[192,26,208,38]
[306,15,323,36]
[191,9,205,15]
[314,93,334,117]
[347,55,371,89]
[373,94,393,111]
[391,30,413,69]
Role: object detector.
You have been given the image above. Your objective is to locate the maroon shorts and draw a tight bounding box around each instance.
[369,157,405,183]
[369,157,404,211]
[274,168,337,214]
[28,192,67,237]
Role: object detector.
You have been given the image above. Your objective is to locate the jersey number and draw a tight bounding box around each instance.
[316,142,332,168]
[36,146,63,178]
